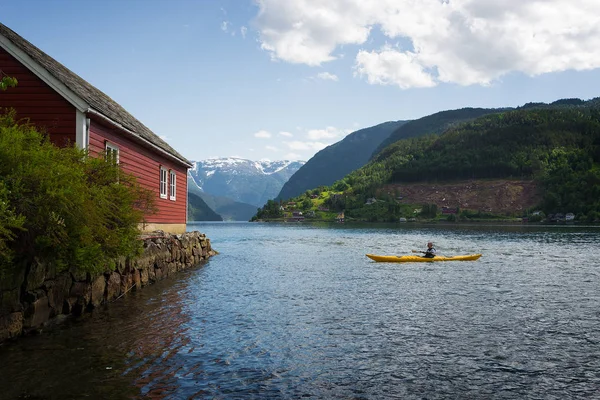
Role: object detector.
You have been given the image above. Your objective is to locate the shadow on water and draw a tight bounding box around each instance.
[0,265,204,399]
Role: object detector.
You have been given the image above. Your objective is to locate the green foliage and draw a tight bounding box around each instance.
[251,199,282,221]
[459,210,501,220]
[0,75,18,91]
[373,107,509,157]
[419,204,438,218]
[325,194,346,212]
[0,181,25,265]
[300,197,312,210]
[387,108,600,182]
[0,110,154,276]
[539,147,600,215]
[527,212,544,223]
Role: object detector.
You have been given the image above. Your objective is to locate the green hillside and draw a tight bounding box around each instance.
[256,98,600,223]
[372,107,509,158]
[276,120,406,200]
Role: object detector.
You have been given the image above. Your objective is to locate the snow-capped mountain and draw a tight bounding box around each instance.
[188,158,305,207]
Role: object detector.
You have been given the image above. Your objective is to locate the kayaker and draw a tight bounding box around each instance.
[423,242,436,258]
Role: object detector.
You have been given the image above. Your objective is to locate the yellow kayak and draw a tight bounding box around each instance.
[366,254,482,263]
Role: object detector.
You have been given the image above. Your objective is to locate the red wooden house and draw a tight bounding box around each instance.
[0,23,191,233]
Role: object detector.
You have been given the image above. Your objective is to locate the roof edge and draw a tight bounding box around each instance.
[0,32,89,111]
[86,108,192,168]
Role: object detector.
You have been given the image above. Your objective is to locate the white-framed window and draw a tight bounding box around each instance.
[105,142,119,165]
[159,167,168,199]
[169,170,176,201]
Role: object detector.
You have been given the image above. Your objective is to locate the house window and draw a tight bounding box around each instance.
[169,170,176,201]
[160,167,168,199]
[105,142,119,165]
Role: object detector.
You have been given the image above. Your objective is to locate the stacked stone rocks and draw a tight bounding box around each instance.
[0,231,216,343]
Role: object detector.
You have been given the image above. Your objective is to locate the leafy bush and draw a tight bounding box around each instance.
[251,199,282,220]
[0,110,155,277]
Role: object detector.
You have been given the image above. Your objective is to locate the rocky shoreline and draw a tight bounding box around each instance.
[0,230,216,343]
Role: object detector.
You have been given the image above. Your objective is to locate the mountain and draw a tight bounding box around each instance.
[256,97,600,222]
[332,99,600,221]
[188,192,223,221]
[188,158,305,207]
[371,107,509,158]
[188,175,258,221]
[276,120,407,200]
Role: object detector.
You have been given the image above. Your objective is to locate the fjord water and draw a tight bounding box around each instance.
[1,222,599,399]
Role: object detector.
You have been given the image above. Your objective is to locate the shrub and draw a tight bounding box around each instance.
[0,110,155,277]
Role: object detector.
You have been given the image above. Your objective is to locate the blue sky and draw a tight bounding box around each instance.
[3,0,600,162]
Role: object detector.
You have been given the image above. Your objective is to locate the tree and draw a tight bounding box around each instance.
[0,109,155,277]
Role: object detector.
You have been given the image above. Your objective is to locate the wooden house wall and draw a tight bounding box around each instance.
[88,119,187,224]
[0,47,76,146]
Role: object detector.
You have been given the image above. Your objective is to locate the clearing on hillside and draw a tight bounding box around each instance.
[382,179,541,215]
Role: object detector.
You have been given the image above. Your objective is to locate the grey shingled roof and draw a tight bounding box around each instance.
[0,23,191,167]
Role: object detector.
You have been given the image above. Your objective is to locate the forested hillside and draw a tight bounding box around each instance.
[276,120,406,200]
[256,99,600,223]
[372,107,508,157]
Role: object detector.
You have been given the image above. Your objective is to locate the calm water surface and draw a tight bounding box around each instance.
[1,222,600,399]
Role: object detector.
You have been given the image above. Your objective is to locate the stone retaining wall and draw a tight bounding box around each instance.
[0,230,216,343]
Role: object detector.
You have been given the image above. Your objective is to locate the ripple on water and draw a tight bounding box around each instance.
[1,223,599,399]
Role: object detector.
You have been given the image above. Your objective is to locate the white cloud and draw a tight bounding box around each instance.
[255,0,371,66]
[306,126,349,141]
[284,140,327,151]
[221,21,230,32]
[241,26,248,39]
[266,145,279,151]
[279,131,293,137]
[254,0,600,87]
[316,72,339,81]
[254,130,272,138]
[354,46,436,89]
